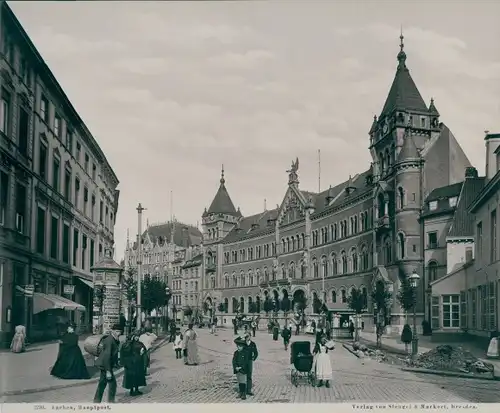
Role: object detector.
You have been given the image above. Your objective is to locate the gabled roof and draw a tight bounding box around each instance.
[137,222,202,248]
[448,177,486,238]
[422,182,463,218]
[222,209,278,243]
[380,39,428,117]
[206,169,239,217]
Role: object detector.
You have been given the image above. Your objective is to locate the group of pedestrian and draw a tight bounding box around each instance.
[232,332,258,400]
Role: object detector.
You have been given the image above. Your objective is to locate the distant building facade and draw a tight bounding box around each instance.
[124,221,202,321]
[199,37,472,333]
[0,3,119,346]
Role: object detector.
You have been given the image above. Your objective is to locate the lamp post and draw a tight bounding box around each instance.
[136,203,145,330]
[409,270,420,355]
[164,286,171,333]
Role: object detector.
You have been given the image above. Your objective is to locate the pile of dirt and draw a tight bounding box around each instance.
[351,342,387,362]
[406,345,494,374]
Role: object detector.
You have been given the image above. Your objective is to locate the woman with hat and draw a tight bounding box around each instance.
[232,336,250,400]
[312,336,333,388]
[50,323,90,380]
[120,330,147,396]
[183,323,200,365]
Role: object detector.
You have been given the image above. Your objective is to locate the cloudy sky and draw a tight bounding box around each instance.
[10,1,500,260]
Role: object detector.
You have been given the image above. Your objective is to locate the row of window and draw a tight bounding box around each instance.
[34,204,103,271]
[0,171,26,233]
[476,209,498,265]
[431,282,497,330]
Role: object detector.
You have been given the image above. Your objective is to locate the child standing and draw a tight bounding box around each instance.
[232,337,250,400]
[312,337,334,388]
[173,329,183,359]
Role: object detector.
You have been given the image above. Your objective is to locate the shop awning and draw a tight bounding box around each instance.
[76,277,94,289]
[33,293,86,315]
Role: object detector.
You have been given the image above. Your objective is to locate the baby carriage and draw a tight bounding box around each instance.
[290,341,315,386]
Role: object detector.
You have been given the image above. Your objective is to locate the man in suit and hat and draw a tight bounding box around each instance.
[232,336,250,399]
[243,332,258,396]
[93,323,122,403]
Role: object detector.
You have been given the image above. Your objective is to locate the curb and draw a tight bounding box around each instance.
[401,366,498,381]
[342,343,361,358]
[1,337,170,397]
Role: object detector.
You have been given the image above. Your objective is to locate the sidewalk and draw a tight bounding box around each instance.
[358,331,500,377]
[0,334,168,396]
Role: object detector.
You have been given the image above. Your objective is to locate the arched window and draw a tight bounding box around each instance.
[232,297,238,313]
[361,245,369,270]
[385,238,392,264]
[224,274,229,288]
[331,290,337,303]
[301,233,305,249]
[287,237,291,252]
[378,193,385,218]
[224,297,229,313]
[281,264,286,279]
[296,235,300,250]
[321,255,328,278]
[398,187,404,209]
[341,288,347,303]
[360,212,364,231]
[248,270,253,286]
[290,262,296,279]
[428,260,438,282]
[313,257,319,278]
[240,270,245,287]
[211,276,216,289]
[256,268,261,284]
[264,267,269,282]
[398,232,405,259]
[292,237,296,251]
[256,296,261,313]
[351,248,358,272]
[333,224,338,240]
[354,215,358,233]
[240,297,245,313]
[341,251,347,273]
[281,239,285,253]
[301,260,306,279]
[331,253,337,275]
[232,273,237,287]
[247,296,253,312]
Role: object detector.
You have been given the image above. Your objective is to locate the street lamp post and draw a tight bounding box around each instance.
[409,270,420,356]
[165,286,171,334]
[136,203,145,330]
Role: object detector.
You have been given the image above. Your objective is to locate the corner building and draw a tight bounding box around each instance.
[200,37,471,334]
[0,3,119,345]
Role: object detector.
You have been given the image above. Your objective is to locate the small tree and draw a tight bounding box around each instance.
[141,277,169,334]
[121,268,137,335]
[217,302,225,313]
[371,282,392,349]
[347,287,367,341]
[396,271,416,323]
[280,296,291,317]
[312,296,322,314]
[248,302,258,314]
[401,324,413,353]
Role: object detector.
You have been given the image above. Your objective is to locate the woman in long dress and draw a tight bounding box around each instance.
[312,337,333,388]
[121,332,147,396]
[10,325,26,353]
[183,323,200,366]
[50,324,90,379]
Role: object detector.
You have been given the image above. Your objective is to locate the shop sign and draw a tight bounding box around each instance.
[63,285,75,295]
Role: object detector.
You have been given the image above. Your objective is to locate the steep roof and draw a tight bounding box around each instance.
[380,37,428,117]
[206,168,239,217]
[222,209,278,243]
[448,177,486,238]
[139,222,202,248]
[397,133,420,162]
[422,182,463,218]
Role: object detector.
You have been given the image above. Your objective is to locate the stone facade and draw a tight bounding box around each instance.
[0,3,119,346]
[200,37,472,334]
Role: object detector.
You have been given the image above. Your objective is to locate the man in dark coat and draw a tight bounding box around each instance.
[244,332,258,396]
[93,324,122,403]
[233,318,238,335]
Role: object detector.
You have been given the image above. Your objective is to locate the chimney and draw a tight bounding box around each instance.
[465,167,478,179]
[484,132,500,179]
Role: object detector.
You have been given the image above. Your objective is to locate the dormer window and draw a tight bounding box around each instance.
[449,197,458,208]
[429,201,438,211]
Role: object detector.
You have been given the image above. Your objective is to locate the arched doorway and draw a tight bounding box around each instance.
[224,297,229,313]
[256,296,261,313]
[292,289,306,313]
[247,296,253,313]
[204,297,213,315]
[281,289,290,313]
[239,297,245,313]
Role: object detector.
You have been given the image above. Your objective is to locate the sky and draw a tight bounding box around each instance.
[10,1,500,261]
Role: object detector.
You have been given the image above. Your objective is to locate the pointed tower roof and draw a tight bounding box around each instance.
[369,115,378,134]
[397,128,420,162]
[380,31,428,117]
[429,97,440,116]
[207,165,239,216]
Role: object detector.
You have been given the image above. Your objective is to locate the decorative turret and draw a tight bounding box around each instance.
[205,165,239,217]
[325,185,334,205]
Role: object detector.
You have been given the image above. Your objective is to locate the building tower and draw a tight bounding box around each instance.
[201,166,241,296]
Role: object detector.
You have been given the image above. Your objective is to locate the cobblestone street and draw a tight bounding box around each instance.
[4,328,500,403]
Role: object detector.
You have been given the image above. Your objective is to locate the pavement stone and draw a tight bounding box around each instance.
[3,328,500,403]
